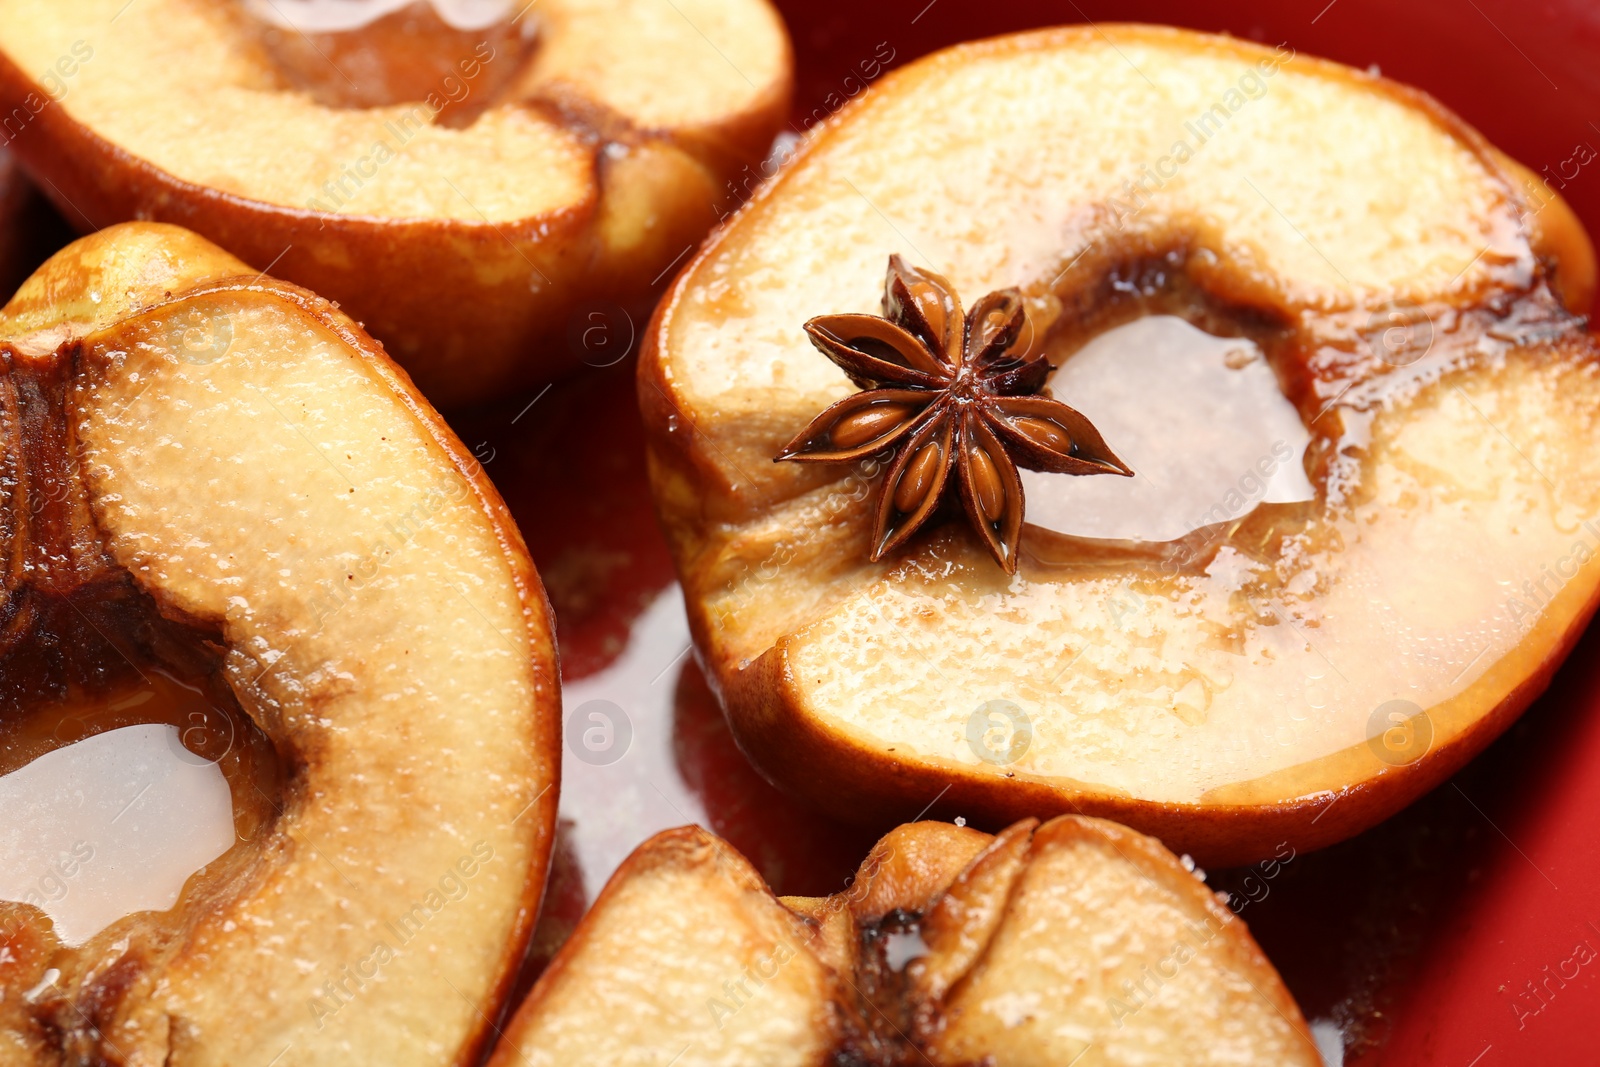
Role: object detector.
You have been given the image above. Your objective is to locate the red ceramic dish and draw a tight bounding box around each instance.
[467,3,1600,1064]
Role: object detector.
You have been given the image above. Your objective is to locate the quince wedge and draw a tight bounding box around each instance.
[0,222,559,1066]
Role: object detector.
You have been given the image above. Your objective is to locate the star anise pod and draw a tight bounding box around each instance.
[775,255,1131,574]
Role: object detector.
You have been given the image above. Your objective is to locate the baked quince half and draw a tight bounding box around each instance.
[0,223,559,1064]
[641,26,1600,865]
[0,0,791,406]
[491,816,1319,1066]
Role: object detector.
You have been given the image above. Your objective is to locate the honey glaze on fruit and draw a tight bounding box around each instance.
[0,349,280,966]
[802,247,1600,801]
[237,0,536,124]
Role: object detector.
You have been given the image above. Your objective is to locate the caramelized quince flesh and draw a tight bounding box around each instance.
[492,818,1319,1067]
[0,224,555,1066]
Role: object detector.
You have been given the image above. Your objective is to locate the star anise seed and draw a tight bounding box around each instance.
[775,255,1132,574]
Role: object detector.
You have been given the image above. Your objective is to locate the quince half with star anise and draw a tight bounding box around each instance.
[640,25,1600,865]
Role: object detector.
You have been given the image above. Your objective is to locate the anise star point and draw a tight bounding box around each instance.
[775,255,1132,574]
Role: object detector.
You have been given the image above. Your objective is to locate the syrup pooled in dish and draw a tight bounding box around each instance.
[0,725,233,948]
[1020,314,1314,543]
[0,665,278,948]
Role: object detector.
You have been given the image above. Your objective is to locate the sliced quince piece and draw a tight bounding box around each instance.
[491,816,1319,1066]
[490,826,837,1067]
[641,25,1600,864]
[0,221,559,1065]
[919,818,1314,1065]
[0,0,791,406]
